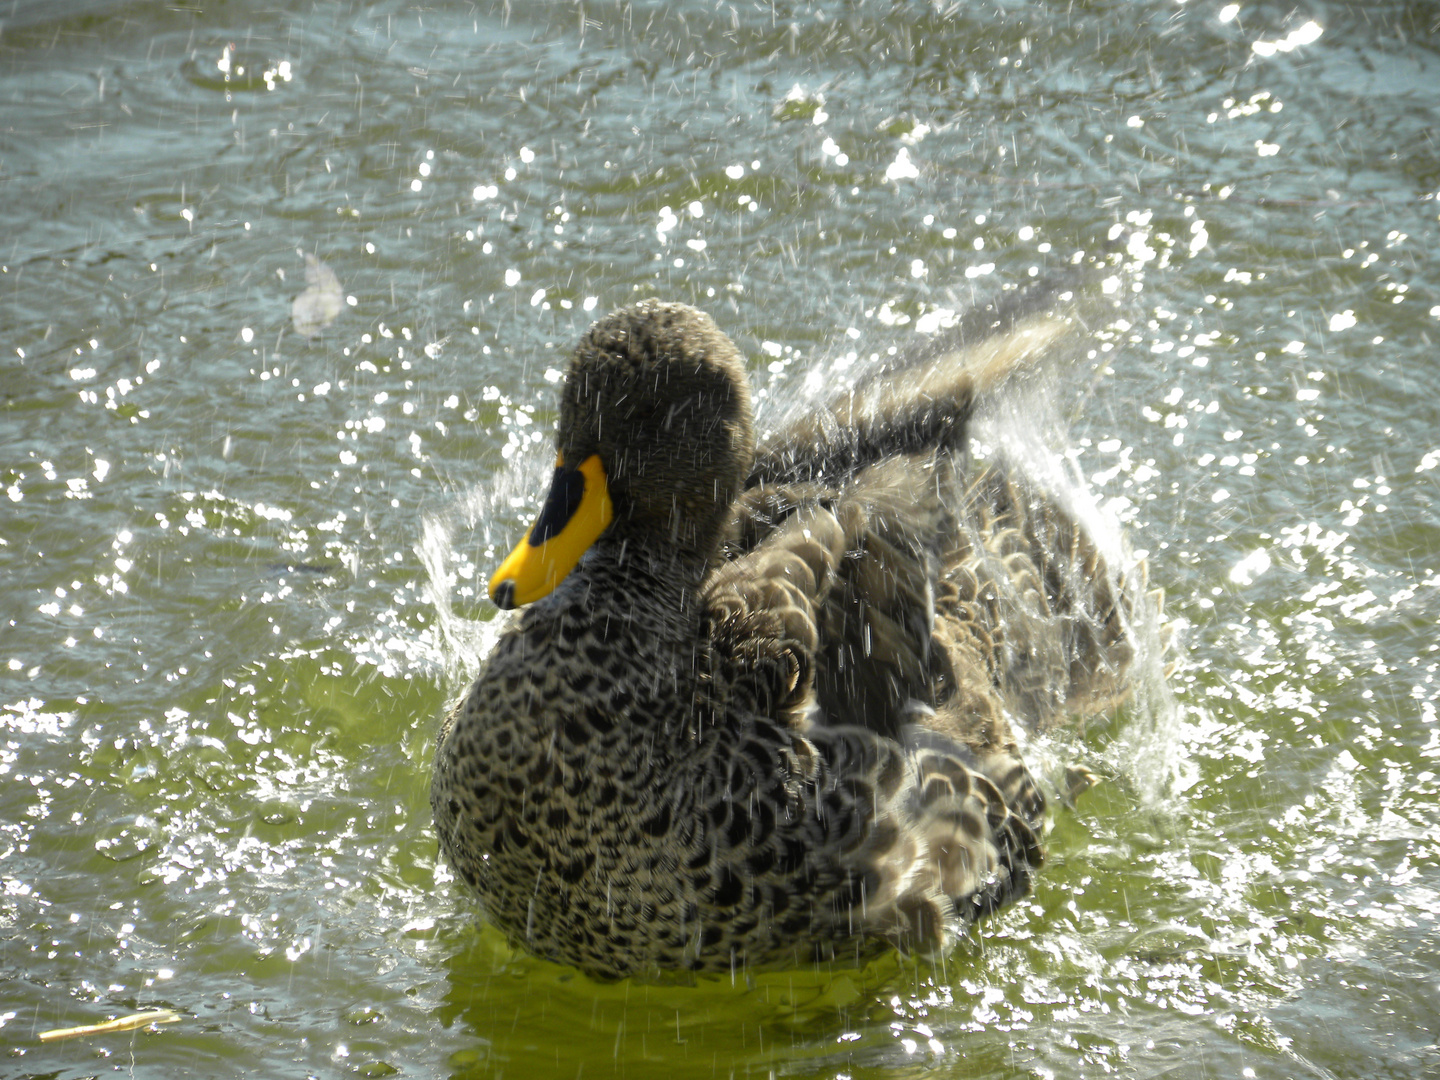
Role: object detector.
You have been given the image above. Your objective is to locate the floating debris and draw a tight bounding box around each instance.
[39,1009,181,1042]
[292,253,344,338]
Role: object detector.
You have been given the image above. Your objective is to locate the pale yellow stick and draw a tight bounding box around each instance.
[38,1009,181,1042]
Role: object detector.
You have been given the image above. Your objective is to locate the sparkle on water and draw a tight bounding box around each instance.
[2,1,1438,1077]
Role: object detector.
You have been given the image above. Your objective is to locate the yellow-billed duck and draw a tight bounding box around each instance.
[431,296,1146,979]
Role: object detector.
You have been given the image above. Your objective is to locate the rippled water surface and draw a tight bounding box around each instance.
[3,1,1438,1077]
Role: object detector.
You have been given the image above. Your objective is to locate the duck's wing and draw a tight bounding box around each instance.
[811,454,949,739]
[703,455,1053,954]
[725,284,1087,735]
[816,457,1051,922]
[747,291,1074,490]
[703,498,852,721]
[714,451,953,738]
[943,456,1144,731]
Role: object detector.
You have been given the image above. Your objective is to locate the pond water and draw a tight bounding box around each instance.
[3,1,1438,1077]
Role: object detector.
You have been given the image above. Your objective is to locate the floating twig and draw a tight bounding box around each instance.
[39,1009,181,1042]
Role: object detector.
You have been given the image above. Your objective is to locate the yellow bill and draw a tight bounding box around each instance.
[489,453,613,609]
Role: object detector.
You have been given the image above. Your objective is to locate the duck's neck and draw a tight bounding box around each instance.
[531,533,708,735]
[577,528,710,624]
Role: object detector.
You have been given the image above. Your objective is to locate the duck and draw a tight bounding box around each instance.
[431,294,1146,980]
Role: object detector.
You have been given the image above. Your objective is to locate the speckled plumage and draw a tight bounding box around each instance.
[431,297,1146,979]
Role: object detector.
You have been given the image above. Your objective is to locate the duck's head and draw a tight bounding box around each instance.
[489,300,756,609]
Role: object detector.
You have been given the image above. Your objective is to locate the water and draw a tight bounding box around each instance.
[2,0,1437,1076]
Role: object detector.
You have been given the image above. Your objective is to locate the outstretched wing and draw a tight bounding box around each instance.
[748,305,1071,489]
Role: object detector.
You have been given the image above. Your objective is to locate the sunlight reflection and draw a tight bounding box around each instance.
[1252,21,1323,57]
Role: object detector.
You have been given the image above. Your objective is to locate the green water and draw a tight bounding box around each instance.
[2,1,1437,1077]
